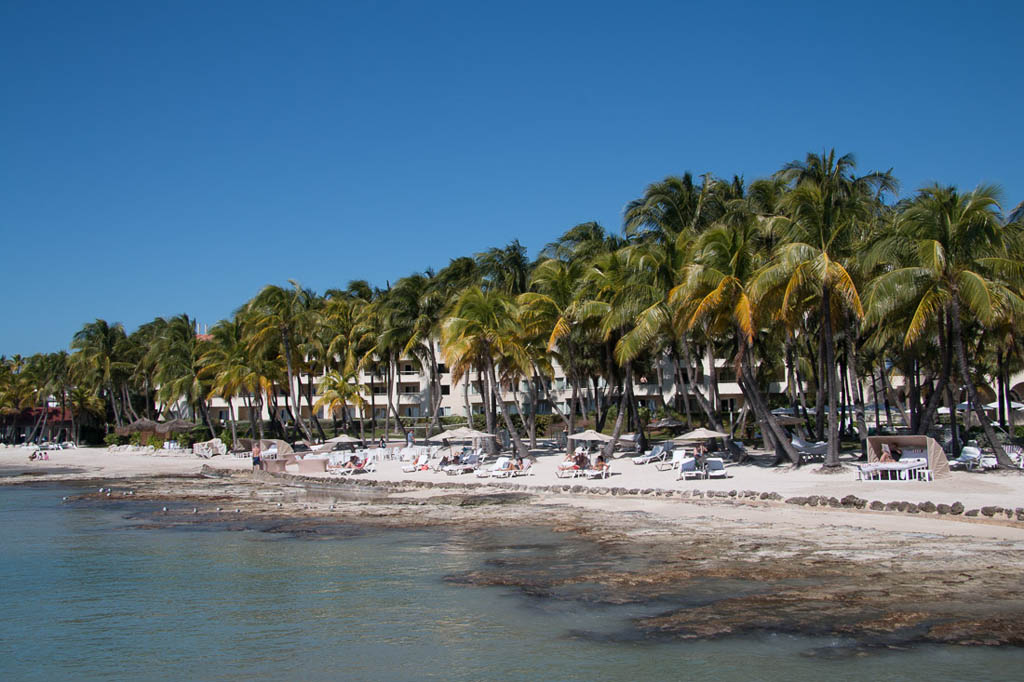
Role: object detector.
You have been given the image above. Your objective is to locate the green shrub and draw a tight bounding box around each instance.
[128,432,141,446]
[103,433,127,446]
[176,433,191,448]
[218,429,233,451]
[147,435,163,449]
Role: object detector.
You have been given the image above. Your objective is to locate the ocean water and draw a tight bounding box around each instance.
[1,485,1022,681]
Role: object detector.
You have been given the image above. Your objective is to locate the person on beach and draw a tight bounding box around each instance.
[345,454,361,468]
[252,443,262,471]
[594,454,608,472]
[378,436,386,449]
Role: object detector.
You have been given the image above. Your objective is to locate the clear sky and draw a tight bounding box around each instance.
[2,0,1022,355]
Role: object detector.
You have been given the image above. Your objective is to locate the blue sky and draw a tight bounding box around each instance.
[2,0,1022,354]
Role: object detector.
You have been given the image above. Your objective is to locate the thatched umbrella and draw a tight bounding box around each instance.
[124,418,159,432]
[155,418,195,434]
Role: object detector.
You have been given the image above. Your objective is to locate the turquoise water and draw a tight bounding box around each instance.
[1,485,1023,681]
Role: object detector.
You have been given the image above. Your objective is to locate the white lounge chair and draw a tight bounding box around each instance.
[632,444,668,465]
[656,449,687,472]
[444,452,483,475]
[584,462,611,479]
[509,458,534,477]
[329,456,376,476]
[677,457,703,480]
[402,453,429,472]
[792,436,827,456]
[477,456,510,478]
[705,457,728,479]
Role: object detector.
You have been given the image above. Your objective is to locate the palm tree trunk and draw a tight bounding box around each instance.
[917,312,953,435]
[843,321,869,459]
[280,333,312,441]
[950,294,1012,466]
[678,335,724,430]
[603,364,632,457]
[821,294,841,467]
[488,358,525,456]
[737,335,801,465]
[814,333,826,442]
[226,397,238,448]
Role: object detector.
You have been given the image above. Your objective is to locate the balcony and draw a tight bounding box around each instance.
[398,392,423,405]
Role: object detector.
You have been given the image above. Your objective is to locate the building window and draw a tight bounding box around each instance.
[438,364,448,374]
[441,385,450,395]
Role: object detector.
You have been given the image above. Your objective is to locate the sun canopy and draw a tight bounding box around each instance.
[984,401,1024,411]
[568,429,614,442]
[428,427,495,442]
[155,418,194,434]
[325,434,362,443]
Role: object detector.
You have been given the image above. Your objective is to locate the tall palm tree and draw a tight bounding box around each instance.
[200,318,251,446]
[315,370,369,443]
[754,150,896,467]
[673,217,802,464]
[71,319,131,428]
[243,282,315,441]
[442,286,529,456]
[867,184,1023,466]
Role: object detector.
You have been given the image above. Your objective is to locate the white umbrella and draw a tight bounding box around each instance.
[428,427,495,442]
[936,406,951,415]
[674,427,729,442]
[984,401,1024,411]
[568,429,614,442]
[326,434,362,443]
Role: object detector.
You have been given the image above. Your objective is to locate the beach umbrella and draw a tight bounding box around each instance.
[326,434,362,443]
[937,406,951,415]
[674,427,729,442]
[984,401,1024,411]
[568,429,614,442]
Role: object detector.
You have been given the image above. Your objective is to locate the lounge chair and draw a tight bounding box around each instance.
[705,457,728,479]
[402,453,429,472]
[792,436,827,456]
[584,462,611,479]
[632,444,668,465]
[510,458,534,477]
[477,456,510,478]
[443,453,482,475]
[677,457,703,480]
[329,457,376,476]
[656,449,687,472]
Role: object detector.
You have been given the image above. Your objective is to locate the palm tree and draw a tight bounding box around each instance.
[315,370,369,443]
[150,314,216,437]
[672,217,802,464]
[200,318,251,446]
[70,319,131,428]
[442,286,529,456]
[867,184,1023,466]
[754,150,896,467]
[243,282,315,441]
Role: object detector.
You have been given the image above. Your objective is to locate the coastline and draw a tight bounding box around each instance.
[5,446,1024,648]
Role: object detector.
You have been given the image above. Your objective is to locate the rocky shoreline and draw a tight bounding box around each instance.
[31,467,1024,649]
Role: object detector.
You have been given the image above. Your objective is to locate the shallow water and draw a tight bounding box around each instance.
[1,485,1022,681]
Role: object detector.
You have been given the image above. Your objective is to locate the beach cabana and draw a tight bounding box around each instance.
[866,435,950,479]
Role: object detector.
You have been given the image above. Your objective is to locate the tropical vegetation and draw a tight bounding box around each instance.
[4,150,1023,468]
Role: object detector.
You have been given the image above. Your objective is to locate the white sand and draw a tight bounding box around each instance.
[5,445,1024,540]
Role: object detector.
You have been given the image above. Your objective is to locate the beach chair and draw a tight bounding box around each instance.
[677,457,703,480]
[791,435,827,456]
[705,457,728,479]
[656,449,687,472]
[631,444,668,465]
[477,456,510,478]
[401,453,429,473]
[585,462,611,479]
[330,457,376,477]
[510,458,534,477]
[444,452,481,475]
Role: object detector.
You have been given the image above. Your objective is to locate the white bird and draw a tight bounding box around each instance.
[277,503,282,508]
[105,493,111,497]
[161,506,168,512]
[62,496,68,501]
[98,487,104,493]
[217,507,222,511]
[192,508,198,514]
[234,508,240,513]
